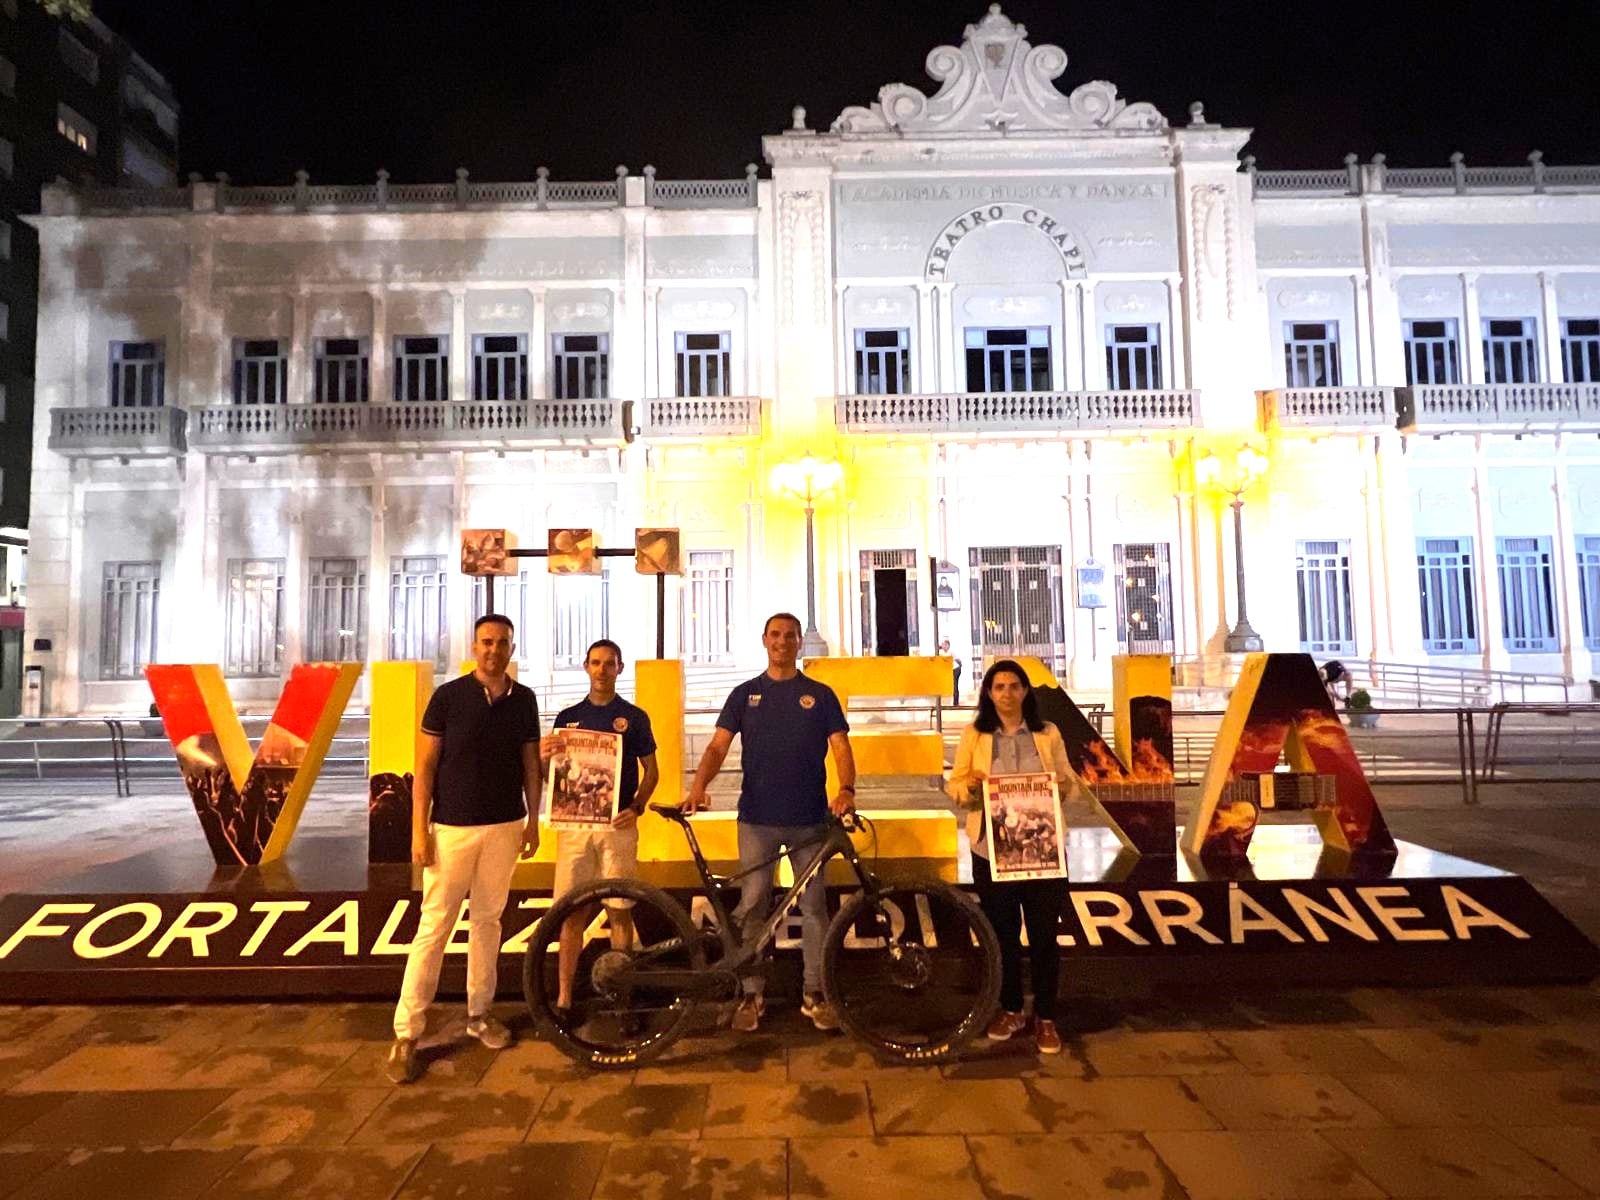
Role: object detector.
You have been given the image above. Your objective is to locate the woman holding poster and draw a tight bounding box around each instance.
[947,660,1076,1055]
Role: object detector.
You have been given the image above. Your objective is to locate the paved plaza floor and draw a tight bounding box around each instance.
[4,779,1600,1196]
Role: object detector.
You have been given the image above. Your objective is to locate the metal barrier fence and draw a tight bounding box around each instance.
[6,702,1600,806]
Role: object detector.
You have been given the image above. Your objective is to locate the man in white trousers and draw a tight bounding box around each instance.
[387,613,541,1084]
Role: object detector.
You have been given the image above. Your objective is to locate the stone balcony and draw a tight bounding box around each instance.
[637,396,764,438]
[49,406,187,458]
[187,400,628,455]
[1396,383,1600,434]
[1259,387,1399,434]
[834,390,1201,438]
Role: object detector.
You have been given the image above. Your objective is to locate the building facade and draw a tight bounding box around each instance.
[21,7,1600,714]
[2,0,179,713]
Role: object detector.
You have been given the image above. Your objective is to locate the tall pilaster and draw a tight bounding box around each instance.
[450,287,468,403]
[530,287,548,398]
[282,493,305,671]
[367,471,388,672]
[1540,272,1565,383]
[1471,450,1508,670]
[1462,273,1484,384]
[1552,458,1586,678]
[916,283,937,391]
[369,288,388,403]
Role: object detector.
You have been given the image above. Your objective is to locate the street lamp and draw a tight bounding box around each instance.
[772,454,844,658]
[1197,445,1270,654]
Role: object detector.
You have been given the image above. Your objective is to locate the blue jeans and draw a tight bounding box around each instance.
[732,821,829,995]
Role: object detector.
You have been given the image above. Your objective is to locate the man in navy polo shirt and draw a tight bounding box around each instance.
[387,613,541,1084]
[540,638,659,1011]
[683,611,857,1032]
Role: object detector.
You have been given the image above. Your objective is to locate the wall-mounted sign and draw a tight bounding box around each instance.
[1075,557,1107,609]
[933,563,962,612]
[460,528,514,577]
[548,529,599,576]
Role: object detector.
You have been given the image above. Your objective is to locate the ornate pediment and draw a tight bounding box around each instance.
[832,5,1165,136]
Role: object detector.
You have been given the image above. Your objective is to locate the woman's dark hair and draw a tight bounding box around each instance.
[973,659,1044,733]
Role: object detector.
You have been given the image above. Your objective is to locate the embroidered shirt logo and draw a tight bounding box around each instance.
[799,694,816,709]
[613,717,629,733]
[748,694,762,707]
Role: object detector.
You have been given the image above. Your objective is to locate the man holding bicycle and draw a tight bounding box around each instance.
[683,612,857,1033]
[540,639,659,1016]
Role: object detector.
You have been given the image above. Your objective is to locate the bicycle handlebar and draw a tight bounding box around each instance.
[648,801,863,833]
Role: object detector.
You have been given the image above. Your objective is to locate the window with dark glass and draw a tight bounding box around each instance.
[1564,319,1600,384]
[233,339,287,405]
[472,334,528,401]
[965,327,1050,392]
[554,333,609,400]
[1106,325,1163,390]
[1403,319,1461,385]
[1482,318,1540,384]
[676,332,731,397]
[394,335,448,402]
[314,338,369,403]
[854,329,910,394]
[109,341,165,408]
[1283,322,1341,387]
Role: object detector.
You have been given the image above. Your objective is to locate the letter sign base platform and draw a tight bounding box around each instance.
[0,826,1594,1001]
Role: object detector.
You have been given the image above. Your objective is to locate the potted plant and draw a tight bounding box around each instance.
[1344,688,1378,729]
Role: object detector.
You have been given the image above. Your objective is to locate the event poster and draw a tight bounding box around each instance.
[546,728,624,830]
[983,773,1067,882]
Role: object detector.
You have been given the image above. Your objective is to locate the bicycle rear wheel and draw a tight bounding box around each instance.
[523,877,707,1069]
[822,880,1001,1064]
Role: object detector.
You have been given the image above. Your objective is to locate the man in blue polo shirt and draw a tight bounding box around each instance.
[387,614,541,1084]
[541,638,659,1012]
[683,611,856,1032]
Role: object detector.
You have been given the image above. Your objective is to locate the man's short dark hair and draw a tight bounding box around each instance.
[586,638,623,664]
[763,612,803,636]
[474,613,514,636]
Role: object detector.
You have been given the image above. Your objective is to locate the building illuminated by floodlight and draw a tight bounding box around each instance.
[21,6,1600,714]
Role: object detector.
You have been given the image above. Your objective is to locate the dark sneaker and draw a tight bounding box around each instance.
[986,1010,1029,1042]
[385,1037,419,1084]
[801,991,841,1032]
[465,1014,512,1050]
[1034,1018,1062,1055]
[731,994,765,1033]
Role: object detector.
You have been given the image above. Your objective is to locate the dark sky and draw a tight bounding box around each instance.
[94,0,1600,187]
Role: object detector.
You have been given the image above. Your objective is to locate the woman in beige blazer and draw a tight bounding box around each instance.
[946,659,1077,1054]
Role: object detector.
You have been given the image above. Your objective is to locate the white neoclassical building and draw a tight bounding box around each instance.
[22,6,1600,714]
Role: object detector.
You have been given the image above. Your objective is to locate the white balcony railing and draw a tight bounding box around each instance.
[1397,383,1600,433]
[639,396,763,438]
[187,400,627,453]
[835,390,1201,435]
[49,406,187,456]
[1260,387,1398,432]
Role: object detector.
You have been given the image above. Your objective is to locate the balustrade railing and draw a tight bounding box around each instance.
[1247,152,1600,197]
[640,396,763,437]
[1397,383,1600,431]
[1262,387,1398,430]
[48,406,187,456]
[835,390,1200,434]
[188,400,626,451]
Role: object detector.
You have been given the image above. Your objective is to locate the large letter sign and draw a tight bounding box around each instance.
[146,663,363,866]
[1184,653,1395,862]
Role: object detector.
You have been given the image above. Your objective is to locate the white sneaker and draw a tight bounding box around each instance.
[465,1014,512,1049]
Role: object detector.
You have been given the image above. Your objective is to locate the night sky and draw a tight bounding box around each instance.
[93,0,1600,187]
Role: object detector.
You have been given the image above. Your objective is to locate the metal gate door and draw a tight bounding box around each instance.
[968,546,1066,670]
[1113,543,1174,654]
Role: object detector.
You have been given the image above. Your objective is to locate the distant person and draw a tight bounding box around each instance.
[541,639,658,1016]
[1321,659,1351,704]
[387,614,541,1084]
[940,638,962,705]
[682,612,856,1033]
[946,659,1078,1056]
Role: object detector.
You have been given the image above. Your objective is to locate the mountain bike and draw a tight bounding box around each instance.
[523,804,1001,1068]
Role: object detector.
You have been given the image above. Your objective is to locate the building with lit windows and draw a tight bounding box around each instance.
[20,6,1600,714]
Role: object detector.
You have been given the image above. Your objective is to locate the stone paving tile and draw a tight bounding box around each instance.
[394,1141,609,1200]
[1108,993,1264,1033]
[1354,1025,1552,1072]
[1184,1073,1392,1130]
[173,1086,389,1148]
[1145,1130,1384,1199]
[1342,986,1541,1028]
[788,1135,986,1200]
[323,1036,498,1089]
[1501,1023,1600,1070]
[8,1146,249,1200]
[1502,1125,1600,1192]
[4,1088,232,1148]
[0,1095,69,1143]
[1499,985,1600,1025]
[9,1042,218,1092]
[1231,991,1374,1028]
[784,1039,924,1081]
[527,1081,706,1142]
[591,1138,787,1200]
[1339,1069,1600,1129]
[702,1081,873,1138]
[309,1002,402,1044]
[172,1041,362,1090]
[867,1078,1047,1135]
[967,1132,1185,1200]
[474,1038,609,1089]
[1210,1028,1404,1074]
[633,1032,788,1084]
[208,1144,427,1200]
[1022,1075,1222,1133]
[0,1151,64,1200]
[938,1037,1090,1080]
[0,1010,89,1047]
[1321,1126,1582,1196]
[351,1086,547,1144]
[1079,1029,1247,1076]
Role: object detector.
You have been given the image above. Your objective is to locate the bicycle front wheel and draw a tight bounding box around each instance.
[822,880,1001,1064]
[523,877,706,1069]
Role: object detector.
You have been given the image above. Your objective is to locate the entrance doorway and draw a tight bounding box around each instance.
[1113,542,1174,653]
[859,549,918,655]
[968,545,1067,671]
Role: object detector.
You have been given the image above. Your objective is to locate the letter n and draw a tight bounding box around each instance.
[146,662,363,866]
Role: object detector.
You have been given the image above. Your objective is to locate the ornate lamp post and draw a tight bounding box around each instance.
[1197,445,1270,654]
[772,454,845,658]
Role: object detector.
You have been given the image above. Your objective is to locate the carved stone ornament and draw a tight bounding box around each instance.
[831,5,1166,135]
